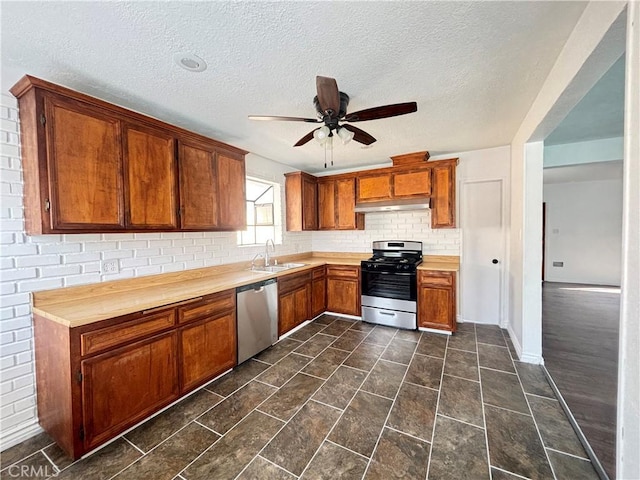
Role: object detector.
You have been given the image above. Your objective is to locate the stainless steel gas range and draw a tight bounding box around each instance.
[361,240,422,330]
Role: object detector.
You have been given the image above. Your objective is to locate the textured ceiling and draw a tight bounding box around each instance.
[546,54,625,145]
[1,1,587,173]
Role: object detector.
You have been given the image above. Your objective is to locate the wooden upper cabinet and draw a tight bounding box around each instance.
[392,169,431,198]
[178,140,219,230]
[216,151,246,230]
[356,173,392,203]
[317,179,336,230]
[285,172,317,231]
[431,161,457,228]
[123,123,177,229]
[44,95,124,230]
[336,178,364,230]
[11,75,247,234]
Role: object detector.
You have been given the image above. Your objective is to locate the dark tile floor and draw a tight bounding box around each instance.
[1,316,599,480]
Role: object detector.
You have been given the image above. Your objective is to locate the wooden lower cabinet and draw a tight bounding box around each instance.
[180,311,236,392]
[326,265,361,317]
[417,270,457,332]
[278,271,312,336]
[81,332,179,450]
[33,289,237,459]
[311,266,326,318]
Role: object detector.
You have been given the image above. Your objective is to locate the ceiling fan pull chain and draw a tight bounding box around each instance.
[324,141,327,168]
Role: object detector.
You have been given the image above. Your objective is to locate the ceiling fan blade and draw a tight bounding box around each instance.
[248,115,320,123]
[342,124,376,145]
[344,102,417,122]
[316,76,340,115]
[294,129,318,147]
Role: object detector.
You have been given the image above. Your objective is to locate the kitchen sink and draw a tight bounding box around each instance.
[249,262,307,273]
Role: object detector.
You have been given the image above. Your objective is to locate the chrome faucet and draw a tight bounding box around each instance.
[265,239,275,266]
[251,253,264,270]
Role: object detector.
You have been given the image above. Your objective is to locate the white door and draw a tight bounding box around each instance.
[461,179,504,325]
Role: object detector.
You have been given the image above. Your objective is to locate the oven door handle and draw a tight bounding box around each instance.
[361,270,415,276]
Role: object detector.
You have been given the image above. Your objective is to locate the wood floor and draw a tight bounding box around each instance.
[542,281,620,479]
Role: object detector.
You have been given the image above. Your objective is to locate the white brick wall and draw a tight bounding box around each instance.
[312,209,461,255]
[0,92,312,449]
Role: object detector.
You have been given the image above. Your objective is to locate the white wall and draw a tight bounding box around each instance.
[544,136,623,167]
[544,179,623,285]
[0,91,313,449]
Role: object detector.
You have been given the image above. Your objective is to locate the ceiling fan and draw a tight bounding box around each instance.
[249,76,418,147]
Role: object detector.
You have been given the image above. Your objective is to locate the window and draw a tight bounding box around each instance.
[238,177,281,246]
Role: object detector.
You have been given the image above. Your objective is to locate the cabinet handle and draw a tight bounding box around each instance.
[142,297,203,315]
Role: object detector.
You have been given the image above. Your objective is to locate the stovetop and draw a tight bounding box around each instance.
[361,240,424,273]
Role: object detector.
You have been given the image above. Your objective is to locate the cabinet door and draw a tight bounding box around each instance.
[278,284,310,336]
[180,311,236,392]
[431,164,456,228]
[311,268,326,318]
[123,123,177,229]
[44,95,124,230]
[357,173,391,203]
[327,277,360,316]
[317,180,336,230]
[392,170,431,198]
[81,332,178,450]
[302,175,318,230]
[418,271,456,331]
[178,140,218,229]
[216,151,246,229]
[336,178,364,230]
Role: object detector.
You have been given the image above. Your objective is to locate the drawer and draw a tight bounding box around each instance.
[419,270,454,286]
[312,266,326,279]
[178,290,235,325]
[326,265,359,279]
[81,309,175,356]
[278,271,312,294]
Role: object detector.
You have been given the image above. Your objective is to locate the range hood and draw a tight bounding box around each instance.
[354,197,431,213]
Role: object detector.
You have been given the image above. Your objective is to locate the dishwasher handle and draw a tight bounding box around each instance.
[236,277,277,293]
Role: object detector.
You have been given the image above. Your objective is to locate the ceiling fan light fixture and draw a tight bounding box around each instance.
[337,126,355,145]
[313,125,331,143]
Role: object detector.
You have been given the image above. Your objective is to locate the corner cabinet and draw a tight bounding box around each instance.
[33,289,236,459]
[284,172,318,231]
[317,176,365,231]
[10,75,247,234]
[417,270,457,332]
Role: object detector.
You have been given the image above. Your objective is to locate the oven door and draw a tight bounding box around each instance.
[361,269,417,302]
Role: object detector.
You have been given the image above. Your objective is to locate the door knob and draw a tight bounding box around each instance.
[492,259,499,264]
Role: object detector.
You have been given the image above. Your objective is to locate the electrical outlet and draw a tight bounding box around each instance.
[552,261,564,267]
[101,259,120,274]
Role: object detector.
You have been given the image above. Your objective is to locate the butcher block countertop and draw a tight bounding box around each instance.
[32,252,459,328]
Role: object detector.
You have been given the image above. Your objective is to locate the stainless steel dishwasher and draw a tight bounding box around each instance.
[236,278,278,364]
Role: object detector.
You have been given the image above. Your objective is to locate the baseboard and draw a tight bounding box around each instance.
[418,327,452,336]
[324,312,362,321]
[0,420,44,452]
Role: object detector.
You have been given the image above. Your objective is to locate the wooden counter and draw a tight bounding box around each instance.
[32,252,459,327]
